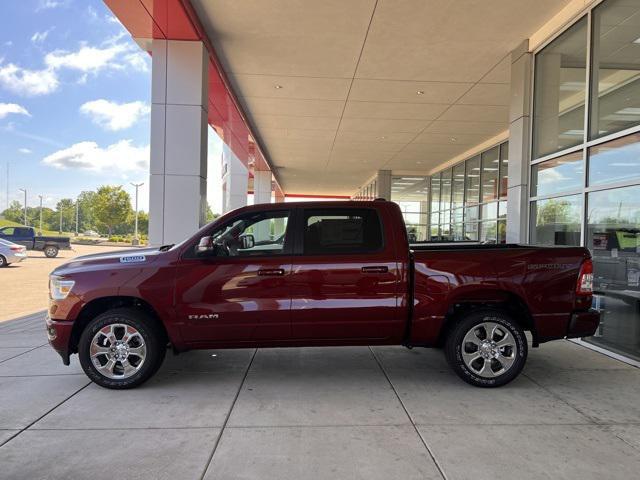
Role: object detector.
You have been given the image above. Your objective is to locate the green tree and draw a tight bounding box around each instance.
[56,198,75,233]
[205,202,219,223]
[93,186,133,235]
[2,201,25,224]
[77,190,97,232]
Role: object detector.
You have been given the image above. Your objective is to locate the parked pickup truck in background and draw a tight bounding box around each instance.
[0,226,71,258]
[45,200,600,389]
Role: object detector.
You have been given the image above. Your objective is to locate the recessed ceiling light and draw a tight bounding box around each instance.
[450,137,457,143]
[274,85,283,89]
[416,90,425,95]
[380,136,387,140]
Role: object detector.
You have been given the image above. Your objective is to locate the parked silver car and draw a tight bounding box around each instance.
[0,238,27,267]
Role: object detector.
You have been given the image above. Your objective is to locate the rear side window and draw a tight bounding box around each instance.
[303,208,383,255]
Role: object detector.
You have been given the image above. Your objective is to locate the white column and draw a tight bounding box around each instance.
[149,40,208,246]
[253,170,272,205]
[506,40,532,244]
[375,170,392,200]
[222,144,249,213]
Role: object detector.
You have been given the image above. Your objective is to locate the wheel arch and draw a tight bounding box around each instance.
[69,296,169,354]
[436,290,538,348]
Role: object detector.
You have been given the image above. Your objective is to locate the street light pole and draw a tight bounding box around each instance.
[75,199,79,237]
[38,195,43,235]
[18,188,27,226]
[130,182,143,245]
[59,206,62,233]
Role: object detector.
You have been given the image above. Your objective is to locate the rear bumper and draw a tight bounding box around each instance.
[566,309,601,339]
[45,315,73,365]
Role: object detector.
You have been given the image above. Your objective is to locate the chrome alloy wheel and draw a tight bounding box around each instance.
[461,321,516,378]
[90,324,147,379]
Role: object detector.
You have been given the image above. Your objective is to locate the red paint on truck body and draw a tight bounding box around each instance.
[47,201,599,363]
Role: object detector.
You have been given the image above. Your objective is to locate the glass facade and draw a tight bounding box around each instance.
[531,0,640,361]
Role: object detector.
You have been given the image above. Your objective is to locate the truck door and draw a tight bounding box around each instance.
[290,206,403,341]
[175,209,293,344]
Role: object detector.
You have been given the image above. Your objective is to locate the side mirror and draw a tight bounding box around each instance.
[196,236,215,256]
[240,234,255,250]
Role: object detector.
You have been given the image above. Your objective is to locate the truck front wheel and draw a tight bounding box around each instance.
[44,245,59,258]
[445,309,528,388]
[78,308,166,389]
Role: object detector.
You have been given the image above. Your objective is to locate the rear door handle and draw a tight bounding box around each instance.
[362,266,388,274]
[258,268,285,276]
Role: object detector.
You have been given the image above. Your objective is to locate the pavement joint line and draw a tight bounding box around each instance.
[199,347,258,480]
[0,373,86,378]
[0,380,92,449]
[522,372,599,424]
[368,346,449,480]
[0,344,47,364]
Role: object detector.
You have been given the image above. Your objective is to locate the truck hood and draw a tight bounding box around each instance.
[52,247,164,276]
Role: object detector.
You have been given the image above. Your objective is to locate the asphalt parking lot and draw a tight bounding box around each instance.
[1,312,639,479]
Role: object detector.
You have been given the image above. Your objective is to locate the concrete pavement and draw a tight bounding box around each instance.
[1,312,639,479]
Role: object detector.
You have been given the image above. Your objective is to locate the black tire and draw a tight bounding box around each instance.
[0,255,6,267]
[44,245,59,258]
[78,308,166,389]
[445,308,528,388]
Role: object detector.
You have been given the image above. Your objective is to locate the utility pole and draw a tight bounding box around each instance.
[18,188,27,225]
[130,182,143,246]
[5,162,9,211]
[75,198,79,237]
[59,206,63,233]
[38,195,43,235]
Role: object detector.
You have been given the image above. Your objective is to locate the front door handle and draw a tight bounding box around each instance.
[258,268,285,276]
[362,266,388,274]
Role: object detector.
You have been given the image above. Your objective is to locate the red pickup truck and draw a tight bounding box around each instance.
[46,200,599,389]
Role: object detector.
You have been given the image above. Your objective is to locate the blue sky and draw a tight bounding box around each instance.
[0,0,223,213]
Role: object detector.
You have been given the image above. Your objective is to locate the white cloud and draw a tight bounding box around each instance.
[0,63,59,96]
[31,29,53,44]
[0,102,30,119]
[80,99,150,131]
[18,148,32,154]
[42,140,150,173]
[36,0,69,12]
[45,44,129,73]
[0,38,149,97]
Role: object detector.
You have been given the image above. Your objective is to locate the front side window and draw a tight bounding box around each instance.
[204,210,290,257]
[303,208,383,255]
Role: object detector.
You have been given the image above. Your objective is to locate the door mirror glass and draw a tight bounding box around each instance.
[195,236,215,256]
[240,234,255,250]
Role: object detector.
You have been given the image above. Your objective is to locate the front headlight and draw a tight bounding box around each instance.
[49,275,75,300]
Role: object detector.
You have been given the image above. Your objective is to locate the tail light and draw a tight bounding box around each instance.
[576,258,593,296]
[10,246,24,252]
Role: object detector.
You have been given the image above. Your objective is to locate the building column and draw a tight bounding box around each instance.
[506,40,532,243]
[222,144,249,213]
[253,170,272,205]
[149,40,208,246]
[375,170,392,200]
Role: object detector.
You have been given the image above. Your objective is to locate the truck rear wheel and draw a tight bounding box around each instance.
[445,309,527,388]
[44,245,59,258]
[78,308,166,389]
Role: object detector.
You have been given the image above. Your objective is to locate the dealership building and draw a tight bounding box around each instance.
[105,0,640,363]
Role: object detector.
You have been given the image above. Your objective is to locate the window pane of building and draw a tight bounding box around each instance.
[480,221,498,243]
[465,206,479,223]
[585,185,640,360]
[481,146,500,201]
[481,202,498,220]
[497,220,507,244]
[430,212,439,239]
[533,17,588,158]
[531,150,584,197]
[431,174,441,214]
[440,168,452,210]
[589,133,640,186]
[530,194,582,245]
[465,156,480,205]
[499,142,509,199]
[464,222,479,241]
[452,163,465,209]
[590,0,640,139]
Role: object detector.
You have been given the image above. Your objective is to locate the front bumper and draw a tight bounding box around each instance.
[45,314,73,365]
[566,309,601,339]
